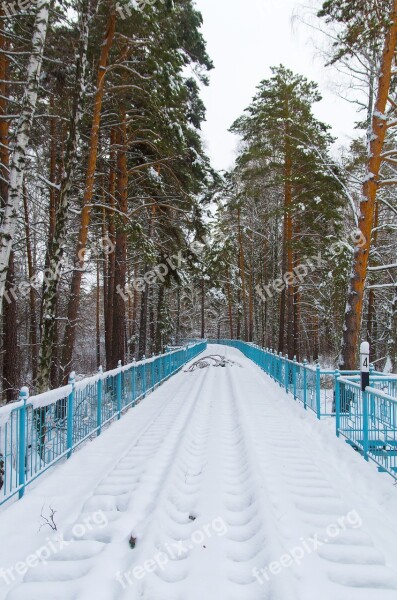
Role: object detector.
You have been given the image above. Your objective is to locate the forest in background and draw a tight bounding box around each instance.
[1,0,397,402]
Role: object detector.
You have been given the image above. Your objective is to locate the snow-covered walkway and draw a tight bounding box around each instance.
[1,344,397,600]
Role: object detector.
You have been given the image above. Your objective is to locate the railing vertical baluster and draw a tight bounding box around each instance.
[285,355,289,394]
[293,356,297,400]
[316,363,321,420]
[303,360,307,409]
[18,387,29,499]
[363,389,369,461]
[132,359,136,403]
[97,366,103,435]
[335,370,340,436]
[117,360,122,419]
[67,372,75,457]
[143,356,146,397]
[278,352,283,387]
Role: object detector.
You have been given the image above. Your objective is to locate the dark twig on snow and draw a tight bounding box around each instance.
[39,505,58,531]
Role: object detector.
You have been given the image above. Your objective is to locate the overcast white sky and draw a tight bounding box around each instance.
[194,0,360,171]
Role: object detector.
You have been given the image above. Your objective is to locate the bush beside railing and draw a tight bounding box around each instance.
[0,342,206,507]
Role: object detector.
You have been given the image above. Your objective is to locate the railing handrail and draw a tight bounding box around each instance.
[0,344,198,417]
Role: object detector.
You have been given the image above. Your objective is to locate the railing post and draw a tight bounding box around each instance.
[97,366,103,435]
[360,341,370,391]
[334,370,340,436]
[279,352,283,387]
[293,356,297,400]
[303,360,307,410]
[151,353,155,389]
[285,355,289,394]
[363,389,369,461]
[67,372,75,457]
[143,356,146,397]
[316,363,321,420]
[266,348,269,374]
[360,341,370,460]
[18,386,29,499]
[132,359,136,403]
[117,360,122,418]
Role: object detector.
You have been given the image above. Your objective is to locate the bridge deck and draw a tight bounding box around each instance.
[1,344,397,600]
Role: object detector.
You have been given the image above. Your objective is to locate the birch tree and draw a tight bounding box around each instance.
[0,0,51,315]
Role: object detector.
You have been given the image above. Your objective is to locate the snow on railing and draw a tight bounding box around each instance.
[0,342,206,507]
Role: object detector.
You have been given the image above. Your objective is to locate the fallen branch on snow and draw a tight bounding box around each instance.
[185,355,242,372]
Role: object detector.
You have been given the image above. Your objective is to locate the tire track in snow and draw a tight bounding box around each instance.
[5,366,209,600]
[229,348,397,600]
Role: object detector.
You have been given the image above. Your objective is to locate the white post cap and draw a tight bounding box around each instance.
[360,341,370,354]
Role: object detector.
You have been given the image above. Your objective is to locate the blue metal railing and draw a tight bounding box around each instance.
[208,339,343,418]
[208,339,397,480]
[0,342,206,506]
[336,375,397,478]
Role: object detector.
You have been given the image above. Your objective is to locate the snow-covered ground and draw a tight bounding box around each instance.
[1,344,397,600]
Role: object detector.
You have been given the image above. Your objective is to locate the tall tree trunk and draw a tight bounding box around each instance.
[156,285,165,352]
[61,10,116,381]
[236,289,241,339]
[293,284,300,361]
[386,287,397,372]
[284,122,294,359]
[111,110,128,367]
[237,206,248,339]
[175,286,181,344]
[138,281,149,359]
[0,0,51,314]
[248,255,254,342]
[201,278,205,338]
[278,207,288,354]
[149,287,155,354]
[3,252,19,402]
[36,0,92,391]
[128,259,139,357]
[340,3,397,369]
[105,128,116,368]
[313,313,319,362]
[226,277,234,339]
[23,187,38,382]
[96,253,101,368]
[366,200,379,361]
